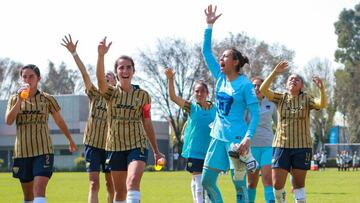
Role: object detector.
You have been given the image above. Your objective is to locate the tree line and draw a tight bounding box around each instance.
[0,2,359,153]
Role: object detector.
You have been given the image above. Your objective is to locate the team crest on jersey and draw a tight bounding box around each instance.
[187,162,193,168]
[13,167,19,174]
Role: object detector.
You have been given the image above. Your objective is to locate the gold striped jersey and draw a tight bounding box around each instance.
[270,92,320,148]
[7,91,60,158]
[83,85,108,149]
[103,85,150,151]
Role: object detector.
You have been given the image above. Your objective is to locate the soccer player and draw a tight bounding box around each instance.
[61,35,115,203]
[165,67,216,203]
[319,151,327,171]
[96,37,165,203]
[246,77,277,203]
[260,61,327,203]
[201,5,260,203]
[352,151,359,171]
[5,64,77,203]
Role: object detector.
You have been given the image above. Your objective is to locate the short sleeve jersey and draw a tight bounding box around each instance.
[7,91,60,158]
[83,85,108,149]
[270,91,319,148]
[181,101,216,159]
[102,85,150,151]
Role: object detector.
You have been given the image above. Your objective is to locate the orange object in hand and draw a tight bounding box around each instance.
[20,85,30,99]
[154,157,166,171]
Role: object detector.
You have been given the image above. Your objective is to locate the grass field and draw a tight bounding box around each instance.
[1,169,359,202]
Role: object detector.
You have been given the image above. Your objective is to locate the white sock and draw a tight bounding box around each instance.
[126,190,140,203]
[191,178,197,202]
[33,197,46,203]
[194,174,204,203]
[274,188,286,203]
[294,188,306,203]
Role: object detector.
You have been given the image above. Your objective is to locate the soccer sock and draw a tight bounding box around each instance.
[201,168,223,203]
[33,197,46,203]
[126,190,140,203]
[274,188,286,203]
[191,178,197,202]
[230,169,248,203]
[264,186,275,203]
[247,188,256,203]
[294,187,306,203]
[194,174,204,203]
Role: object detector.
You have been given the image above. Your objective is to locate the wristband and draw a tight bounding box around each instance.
[72,52,78,57]
[207,24,213,29]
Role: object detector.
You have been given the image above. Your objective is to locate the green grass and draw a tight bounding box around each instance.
[1,169,359,202]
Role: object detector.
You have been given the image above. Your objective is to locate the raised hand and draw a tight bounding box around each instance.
[61,34,78,54]
[312,76,324,89]
[273,61,289,74]
[98,37,112,56]
[164,67,175,79]
[204,4,222,24]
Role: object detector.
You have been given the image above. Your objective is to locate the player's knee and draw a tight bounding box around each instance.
[89,179,100,192]
[126,174,141,190]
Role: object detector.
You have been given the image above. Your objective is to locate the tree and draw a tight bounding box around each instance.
[136,38,207,153]
[41,61,78,95]
[214,32,296,89]
[303,58,336,150]
[334,2,360,142]
[0,58,23,99]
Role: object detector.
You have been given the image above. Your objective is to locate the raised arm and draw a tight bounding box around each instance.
[52,111,77,152]
[260,61,288,100]
[202,5,222,79]
[312,76,328,109]
[96,37,112,93]
[164,68,185,107]
[61,34,92,91]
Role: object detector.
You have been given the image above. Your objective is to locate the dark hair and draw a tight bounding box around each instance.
[114,55,135,74]
[250,76,264,83]
[288,74,305,94]
[230,48,249,72]
[20,64,41,77]
[193,80,209,93]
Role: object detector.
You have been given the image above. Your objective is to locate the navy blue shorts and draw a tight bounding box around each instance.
[107,148,148,171]
[84,145,110,173]
[272,148,312,171]
[12,154,54,183]
[186,158,205,173]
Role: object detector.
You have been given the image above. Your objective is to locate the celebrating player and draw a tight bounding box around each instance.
[201,5,260,203]
[260,61,327,203]
[165,67,216,203]
[61,34,115,203]
[96,37,165,203]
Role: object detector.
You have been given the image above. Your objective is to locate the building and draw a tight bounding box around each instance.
[0,95,169,170]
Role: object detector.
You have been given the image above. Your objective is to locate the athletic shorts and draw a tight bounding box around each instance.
[186,158,205,173]
[12,154,54,183]
[107,148,148,171]
[84,145,110,173]
[272,148,312,171]
[251,146,272,169]
[204,138,234,172]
